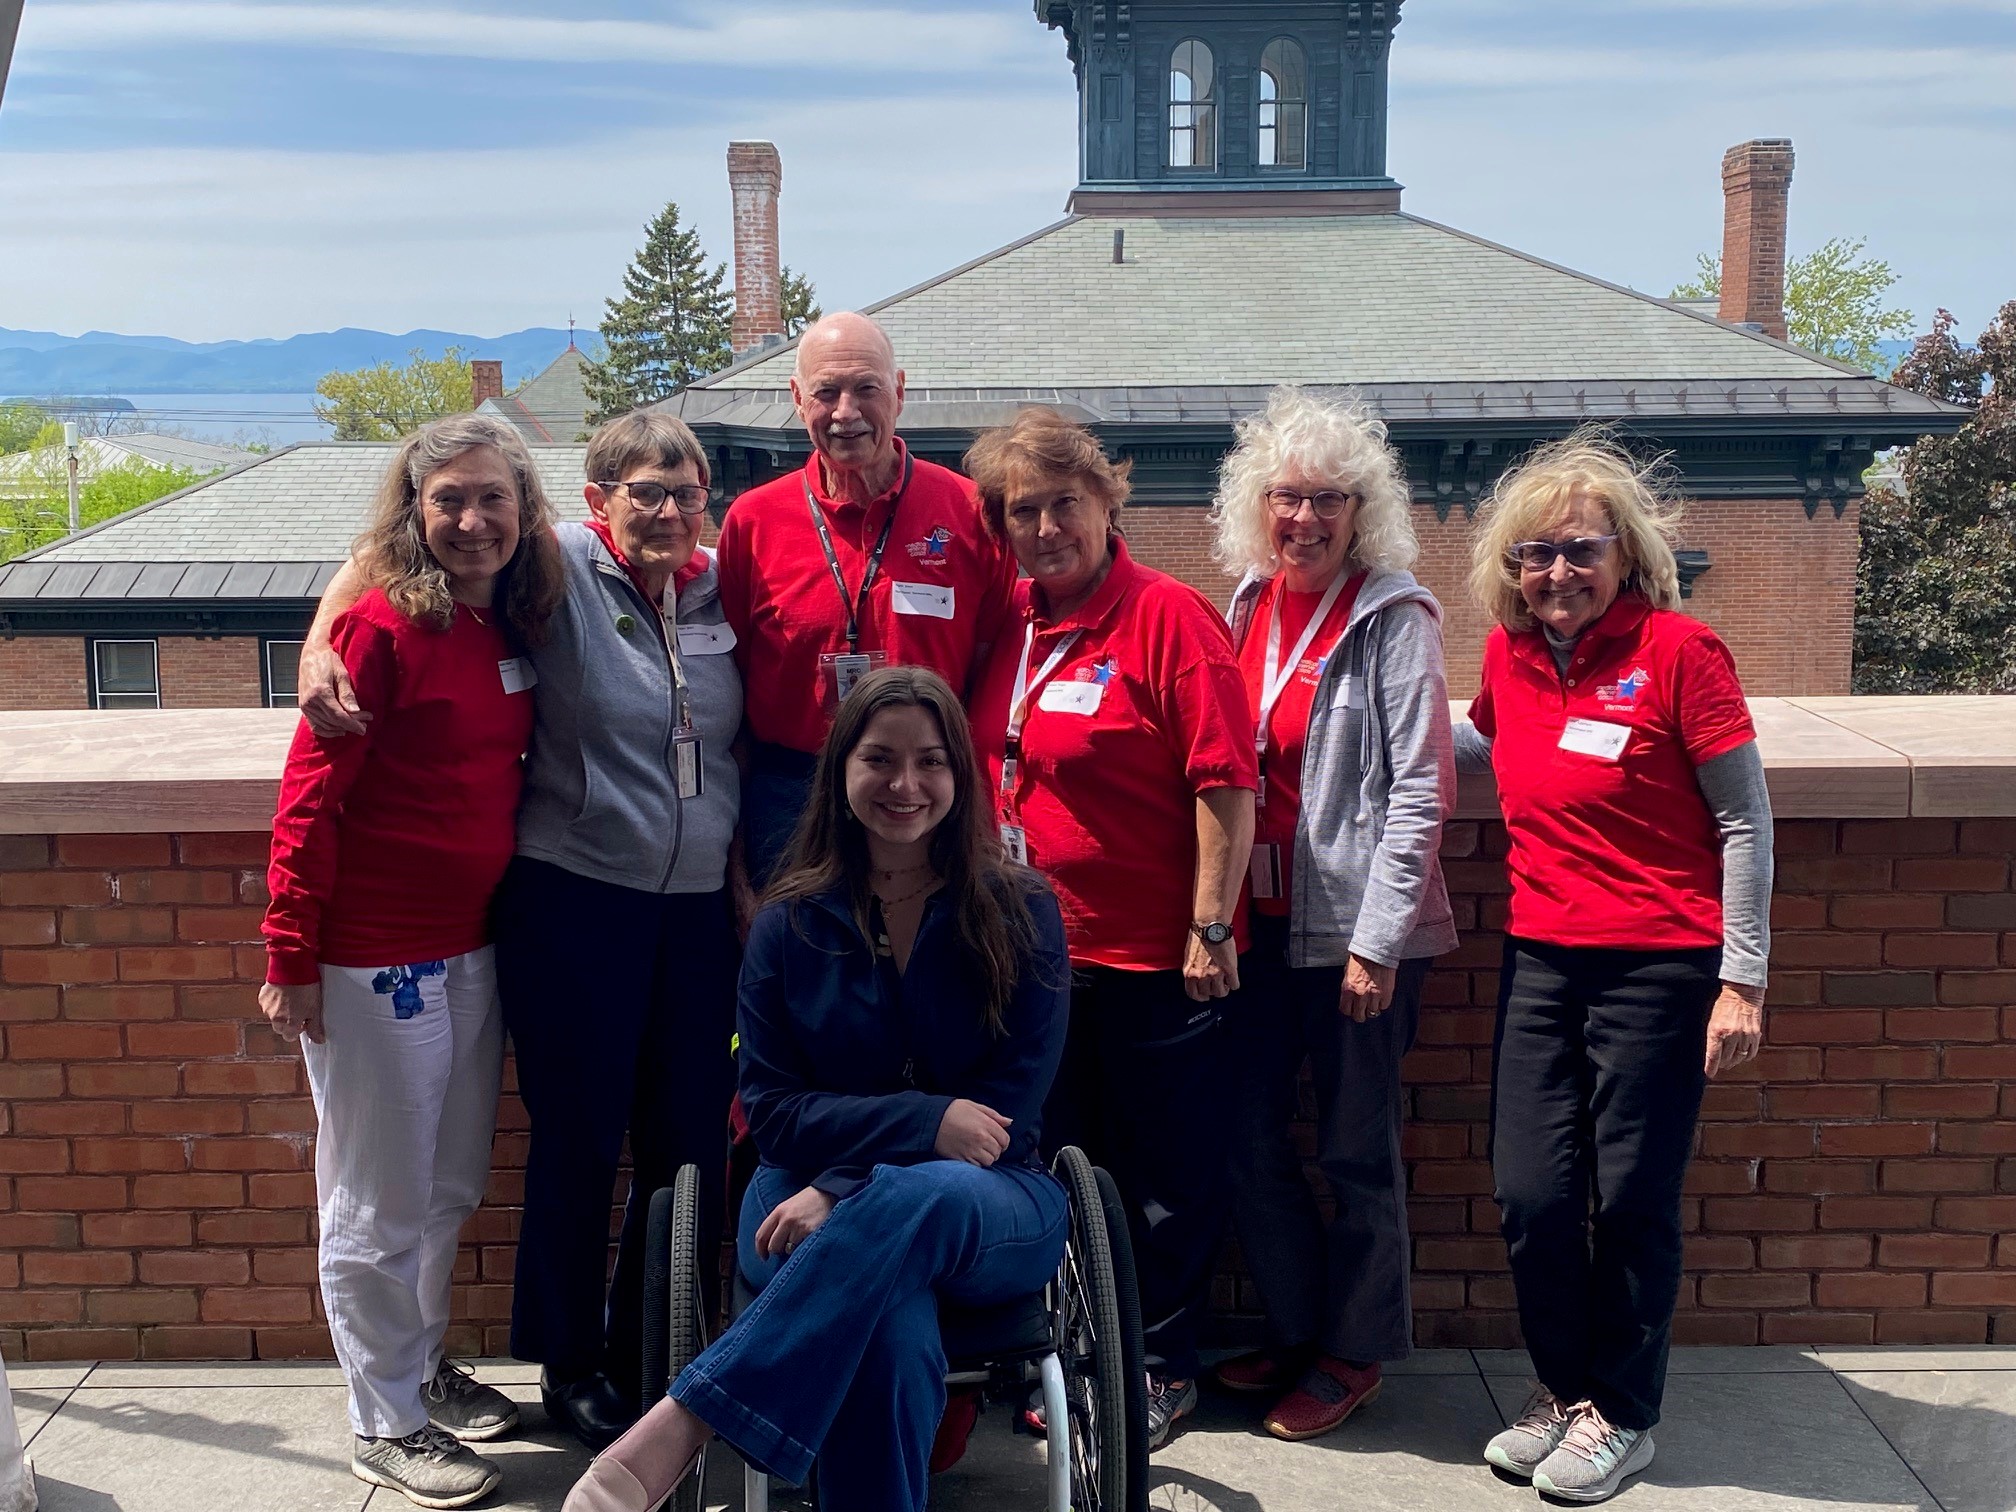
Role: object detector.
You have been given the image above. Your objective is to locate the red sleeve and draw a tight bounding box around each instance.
[716,499,753,645]
[1674,627,1755,765]
[1469,630,1503,739]
[967,527,1019,687]
[1160,596,1258,793]
[262,611,399,985]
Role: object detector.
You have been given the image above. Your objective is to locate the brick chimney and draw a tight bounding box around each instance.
[470,359,504,407]
[728,141,785,356]
[1718,138,1795,340]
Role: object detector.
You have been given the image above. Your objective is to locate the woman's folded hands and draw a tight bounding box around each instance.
[934,1099,1013,1166]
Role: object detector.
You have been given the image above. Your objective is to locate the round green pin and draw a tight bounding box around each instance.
[616,613,636,636]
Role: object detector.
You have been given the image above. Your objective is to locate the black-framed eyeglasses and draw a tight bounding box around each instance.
[599,480,710,516]
[1508,534,1618,572]
[1265,488,1356,520]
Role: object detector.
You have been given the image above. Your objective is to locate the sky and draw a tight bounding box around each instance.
[1,0,2011,346]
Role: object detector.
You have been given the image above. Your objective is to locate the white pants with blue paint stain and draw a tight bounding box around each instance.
[304,947,503,1438]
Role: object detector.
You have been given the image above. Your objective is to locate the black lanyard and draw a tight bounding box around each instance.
[803,453,914,652]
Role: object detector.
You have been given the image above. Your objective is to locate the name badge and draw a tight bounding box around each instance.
[676,622,736,656]
[671,732,704,800]
[1559,717,1632,761]
[999,824,1028,865]
[891,581,955,620]
[498,658,538,695]
[1329,673,1367,710]
[1249,843,1283,900]
[1038,681,1104,715]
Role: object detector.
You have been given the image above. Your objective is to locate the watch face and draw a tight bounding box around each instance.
[1203,922,1233,945]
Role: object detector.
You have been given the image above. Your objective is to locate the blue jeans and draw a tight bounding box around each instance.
[672,1160,1068,1512]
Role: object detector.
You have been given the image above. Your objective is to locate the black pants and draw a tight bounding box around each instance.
[1230,913,1427,1363]
[1041,964,1231,1380]
[1491,937,1719,1431]
[495,857,739,1398]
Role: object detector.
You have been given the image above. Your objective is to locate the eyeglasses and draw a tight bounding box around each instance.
[1508,534,1618,572]
[599,480,710,516]
[1265,488,1356,520]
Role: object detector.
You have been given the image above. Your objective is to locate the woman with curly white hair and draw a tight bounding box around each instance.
[1208,386,1455,1442]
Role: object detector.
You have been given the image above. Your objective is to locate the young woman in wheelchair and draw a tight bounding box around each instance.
[565,665,1073,1512]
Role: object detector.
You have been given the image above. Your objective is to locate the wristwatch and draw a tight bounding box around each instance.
[1191,920,1234,946]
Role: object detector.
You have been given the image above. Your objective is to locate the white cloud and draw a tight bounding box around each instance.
[17,2,1051,74]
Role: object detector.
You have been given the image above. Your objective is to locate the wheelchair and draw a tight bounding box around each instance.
[641,1147,1149,1512]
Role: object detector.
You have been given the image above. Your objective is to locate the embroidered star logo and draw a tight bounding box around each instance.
[1091,657,1118,685]
[1614,668,1648,702]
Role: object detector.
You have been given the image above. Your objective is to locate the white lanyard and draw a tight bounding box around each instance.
[1256,570,1352,759]
[998,621,1084,810]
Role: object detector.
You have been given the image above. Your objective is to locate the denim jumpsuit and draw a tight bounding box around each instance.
[670,879,1072,1512]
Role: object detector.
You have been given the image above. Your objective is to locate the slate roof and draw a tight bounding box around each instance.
[0,443,590,604]
[0,432,251,495]
[694,213,1880,392]
[480,346,593,443]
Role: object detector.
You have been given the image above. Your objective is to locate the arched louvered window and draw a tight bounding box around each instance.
[1258,38,1308,169]
[1169,39,1218,169]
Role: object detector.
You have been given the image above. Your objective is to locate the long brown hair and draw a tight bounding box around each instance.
[766,666,1048,1035]
[354,412,566,645]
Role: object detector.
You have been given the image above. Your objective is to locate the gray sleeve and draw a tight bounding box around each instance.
[1453,718,1494,775]
[1694,740,1774,989]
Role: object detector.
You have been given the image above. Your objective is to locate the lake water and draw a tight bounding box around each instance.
[110,394,331,447]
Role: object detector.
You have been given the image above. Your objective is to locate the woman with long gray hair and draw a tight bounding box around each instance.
[261,413,564,1508]
[1209,386,1455,1442]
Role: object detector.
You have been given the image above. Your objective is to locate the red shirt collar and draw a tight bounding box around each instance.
[1028,534,1137,634]
[585,518,709,605]
[803,438,911,514]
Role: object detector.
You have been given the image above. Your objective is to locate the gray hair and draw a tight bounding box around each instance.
[1209,386,1417,578]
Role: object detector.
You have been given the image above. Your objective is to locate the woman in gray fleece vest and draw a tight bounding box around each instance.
[1211,387,1456,1442]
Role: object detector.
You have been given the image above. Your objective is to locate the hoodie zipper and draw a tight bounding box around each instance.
[593,558,685,890]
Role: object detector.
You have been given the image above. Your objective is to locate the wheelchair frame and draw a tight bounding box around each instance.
[640,1146,1149,1512]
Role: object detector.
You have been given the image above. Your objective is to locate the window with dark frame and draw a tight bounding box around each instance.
[264,639,305,709]
[1168,39,1217,170]
[1258,38,1308,169]
[90,639,160,710]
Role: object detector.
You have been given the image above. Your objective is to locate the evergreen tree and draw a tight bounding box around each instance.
[585,202,732,425]
[781,266,823,339]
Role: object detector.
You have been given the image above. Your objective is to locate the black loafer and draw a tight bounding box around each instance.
[539,1368,635,1452]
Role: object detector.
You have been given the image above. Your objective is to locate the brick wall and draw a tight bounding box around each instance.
[2,818,2010,1362]
[1124,497,1857,697]
[0,639,87,709]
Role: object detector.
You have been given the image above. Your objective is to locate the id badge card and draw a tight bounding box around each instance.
[999,823,1029,865]
[1249,842,1282,900]
[498,657,538,695]
[820,649,888,708]
[671,731,705,800]
[1559,717,1631,762]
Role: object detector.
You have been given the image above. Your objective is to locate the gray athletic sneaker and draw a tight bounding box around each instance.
[424,1359,520,1441]
[352,1425,502,1509]
[1532,1402,1655,1503]
[1484,1382,1575,1478]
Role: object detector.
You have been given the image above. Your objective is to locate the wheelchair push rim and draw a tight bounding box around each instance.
[1051,1145,1132,1512]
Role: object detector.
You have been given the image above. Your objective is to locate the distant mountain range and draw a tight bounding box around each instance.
[0,326,605,396]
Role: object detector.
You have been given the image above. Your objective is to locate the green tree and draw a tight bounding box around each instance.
[0,459,205,563]
[584,201,732,425]
[781,265,822,339]
[0,402,47,454]
[1671,235,1914,374]
[314,347,475,441]
[1854,302,2016,693]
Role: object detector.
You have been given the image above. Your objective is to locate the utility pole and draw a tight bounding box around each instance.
[64,421,80,533]
[0,1,23,116]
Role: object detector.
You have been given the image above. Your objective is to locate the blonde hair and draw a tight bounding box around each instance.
[1468,427,1683,632]
[1210,386,1417,579]
[964,407,1133,540]
[354,412,564,644]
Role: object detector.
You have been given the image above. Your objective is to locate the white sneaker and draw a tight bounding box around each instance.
[1484,1382,1576,1478]
[352,1426,502,1509]
[423,1359,520,1442]
[1531,1402,1655,1503]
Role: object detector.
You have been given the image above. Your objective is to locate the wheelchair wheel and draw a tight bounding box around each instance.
[640,1165,709,1512]
[1052,1145,1129,1512]
[1094,1166,1150,1512]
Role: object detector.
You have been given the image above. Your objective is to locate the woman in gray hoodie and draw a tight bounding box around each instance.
[1211,386,1456,1442]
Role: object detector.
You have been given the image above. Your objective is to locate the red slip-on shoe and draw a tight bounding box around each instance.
[930,1385,983,1473]
[1263,1358,1383,1442]
[1213,1346,1316,1395]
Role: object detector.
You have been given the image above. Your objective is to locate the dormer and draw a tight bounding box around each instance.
[1037,1,1405,214]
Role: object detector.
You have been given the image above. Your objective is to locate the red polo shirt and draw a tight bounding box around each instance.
[1233,572,1364,917]
[715,441,1016,754]
[971,538,1258,971]
[1469,595,1754,951]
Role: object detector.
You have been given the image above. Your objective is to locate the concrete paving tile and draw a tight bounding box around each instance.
[1,1365,94,1389]
[1473,1346,1826,1377]
[10,1383,71,1449]
[1838,1371,2016,1512]
[1817,1346,2016,1372]
[80,1362,349,1388]
[25,1384,370,1512]
[1486,1373,1937,1510]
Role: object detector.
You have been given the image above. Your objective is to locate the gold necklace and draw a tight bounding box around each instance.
[872,876,939,910]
